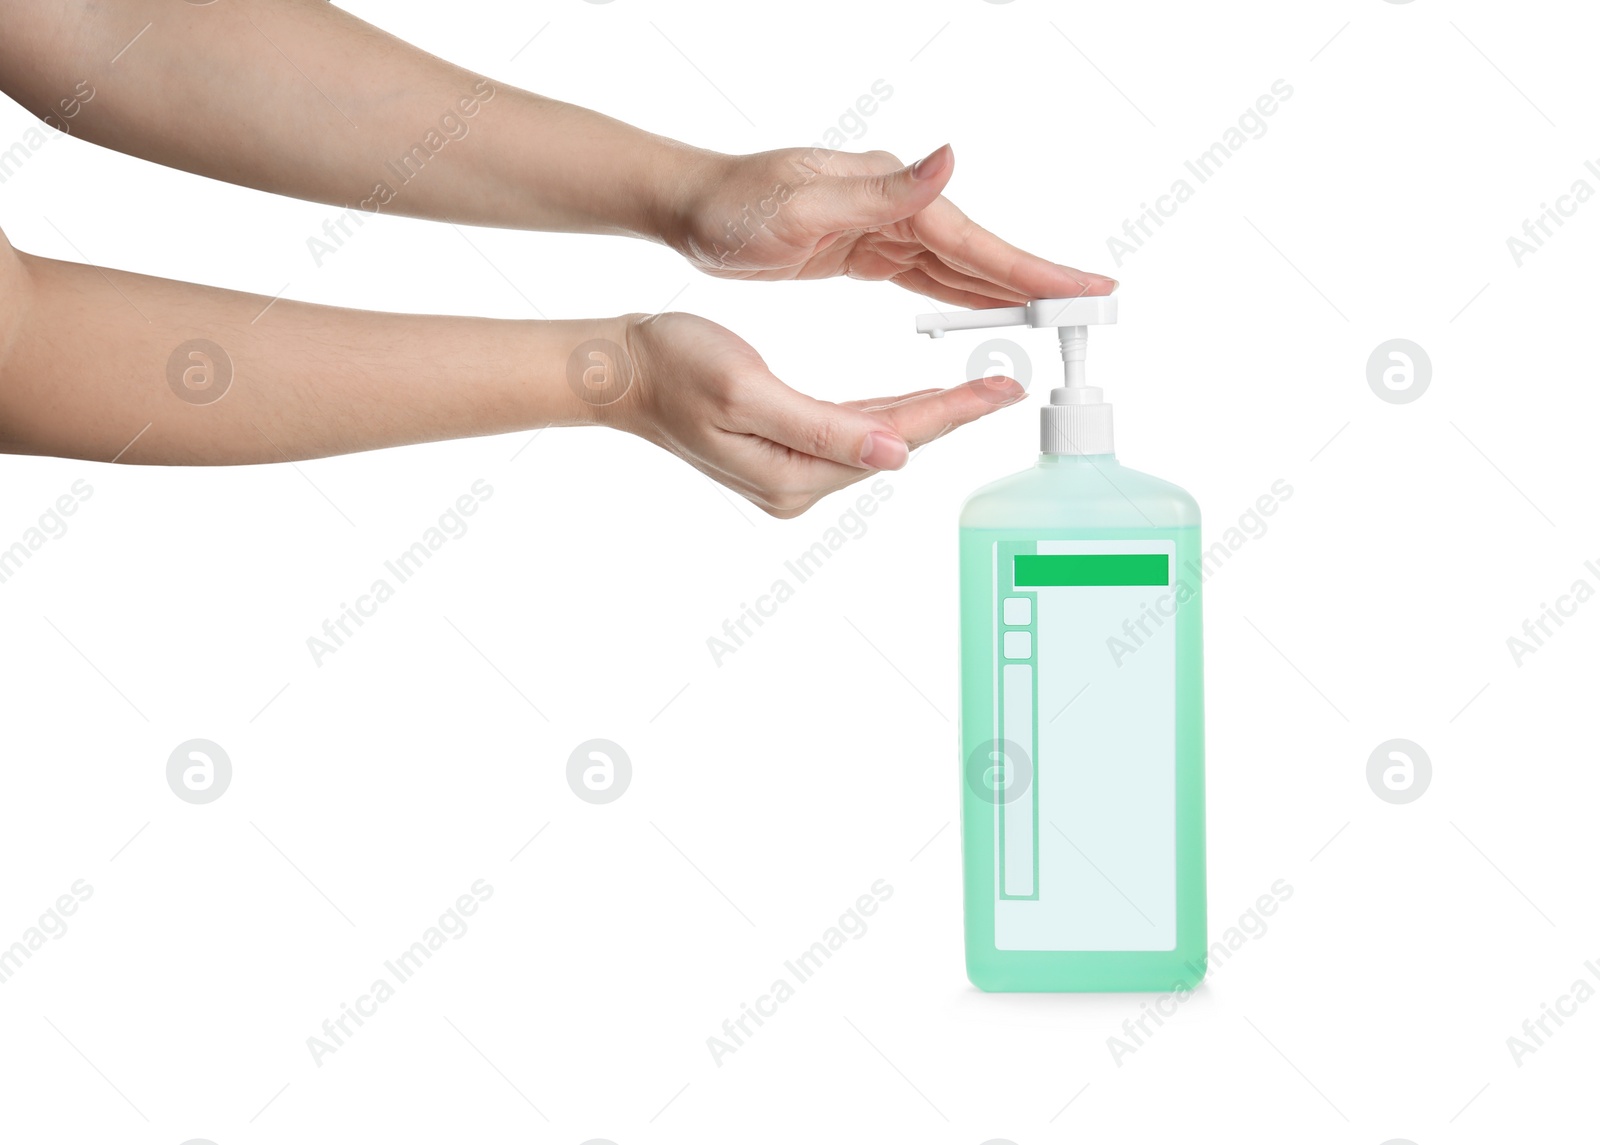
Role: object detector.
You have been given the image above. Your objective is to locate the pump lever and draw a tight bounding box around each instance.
[915,305,1028,338]
[915,294,1118,338]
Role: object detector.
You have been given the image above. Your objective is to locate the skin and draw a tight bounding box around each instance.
[0,0,1115,517]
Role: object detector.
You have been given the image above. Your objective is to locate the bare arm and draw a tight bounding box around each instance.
[0,0,1089,515]
[0,232,1020,515]
[0,246,609,465]
[0,0,707,241]
[0,0,1114,305]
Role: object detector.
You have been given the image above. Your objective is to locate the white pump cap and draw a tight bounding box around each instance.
[915,294,1119,455]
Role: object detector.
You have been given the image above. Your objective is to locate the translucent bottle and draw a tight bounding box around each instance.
[920,296,1206,992]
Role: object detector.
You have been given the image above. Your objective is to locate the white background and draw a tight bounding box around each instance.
[1,1,1596,1142]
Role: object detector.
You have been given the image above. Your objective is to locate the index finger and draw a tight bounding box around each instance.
[912,196,1117,301]
[875,375,1028,449]
[744,375,1028,501]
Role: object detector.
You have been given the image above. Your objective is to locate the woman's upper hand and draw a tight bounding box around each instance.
[602,311,1025,518]
[668,145,1116,309]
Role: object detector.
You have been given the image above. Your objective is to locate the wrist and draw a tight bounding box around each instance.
[645,145,734,254]
[554,314,652,434]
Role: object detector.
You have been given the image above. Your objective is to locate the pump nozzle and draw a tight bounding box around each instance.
[915,294,1119,456]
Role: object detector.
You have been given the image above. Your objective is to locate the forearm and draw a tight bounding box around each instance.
[0,0,714,241]
[0,251,621,464]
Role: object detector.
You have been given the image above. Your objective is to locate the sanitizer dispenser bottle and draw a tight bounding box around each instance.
[918,294,1206,992]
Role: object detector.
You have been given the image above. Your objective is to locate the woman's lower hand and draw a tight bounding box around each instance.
[593,311,1026,518]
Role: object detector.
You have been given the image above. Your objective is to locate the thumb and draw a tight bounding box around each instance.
[806,144,954,233]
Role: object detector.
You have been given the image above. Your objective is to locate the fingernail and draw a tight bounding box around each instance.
[860,430,909,470]
[909,144,949,180]
[1063,267,1118,294]
[974,375,1025,407]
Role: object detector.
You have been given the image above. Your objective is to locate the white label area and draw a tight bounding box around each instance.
[994,539,1177,952]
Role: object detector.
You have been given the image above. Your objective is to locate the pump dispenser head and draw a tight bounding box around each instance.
[915,294,1119,455]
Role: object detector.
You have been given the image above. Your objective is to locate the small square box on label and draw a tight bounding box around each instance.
[1003,597,1031,626]
[1003,631,1032,660]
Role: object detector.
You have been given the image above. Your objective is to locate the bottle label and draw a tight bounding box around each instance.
[986,539,1178,952]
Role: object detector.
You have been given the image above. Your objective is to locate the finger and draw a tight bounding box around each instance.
[799,143,955,236]
[874,377,1027,448]
[908,250,1033,305]
[888,266,1014,310]
[842,387,942,410]
[717,378,1028,515]
[733,376,910,471]
[913,196,1118,299]
[746,378,1027,501]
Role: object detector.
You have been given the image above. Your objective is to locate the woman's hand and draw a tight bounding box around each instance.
[670,145,1117,308]
[0,2,1110,310]
[601,311,1026,518]
[0,238,1021,514]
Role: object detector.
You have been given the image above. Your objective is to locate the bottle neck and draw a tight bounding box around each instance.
[1038,451,1117,467]
[1040,393,1113,456]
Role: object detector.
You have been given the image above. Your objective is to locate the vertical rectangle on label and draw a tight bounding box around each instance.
[1000,662,1035,898]
[995,539,1177,952]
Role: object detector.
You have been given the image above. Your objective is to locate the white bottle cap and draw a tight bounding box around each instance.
[915,295,1119,456]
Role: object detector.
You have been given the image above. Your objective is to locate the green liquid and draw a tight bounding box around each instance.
[959,454,1207,992]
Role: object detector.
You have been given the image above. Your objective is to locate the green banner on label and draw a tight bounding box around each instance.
[1013,553,1169,587]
